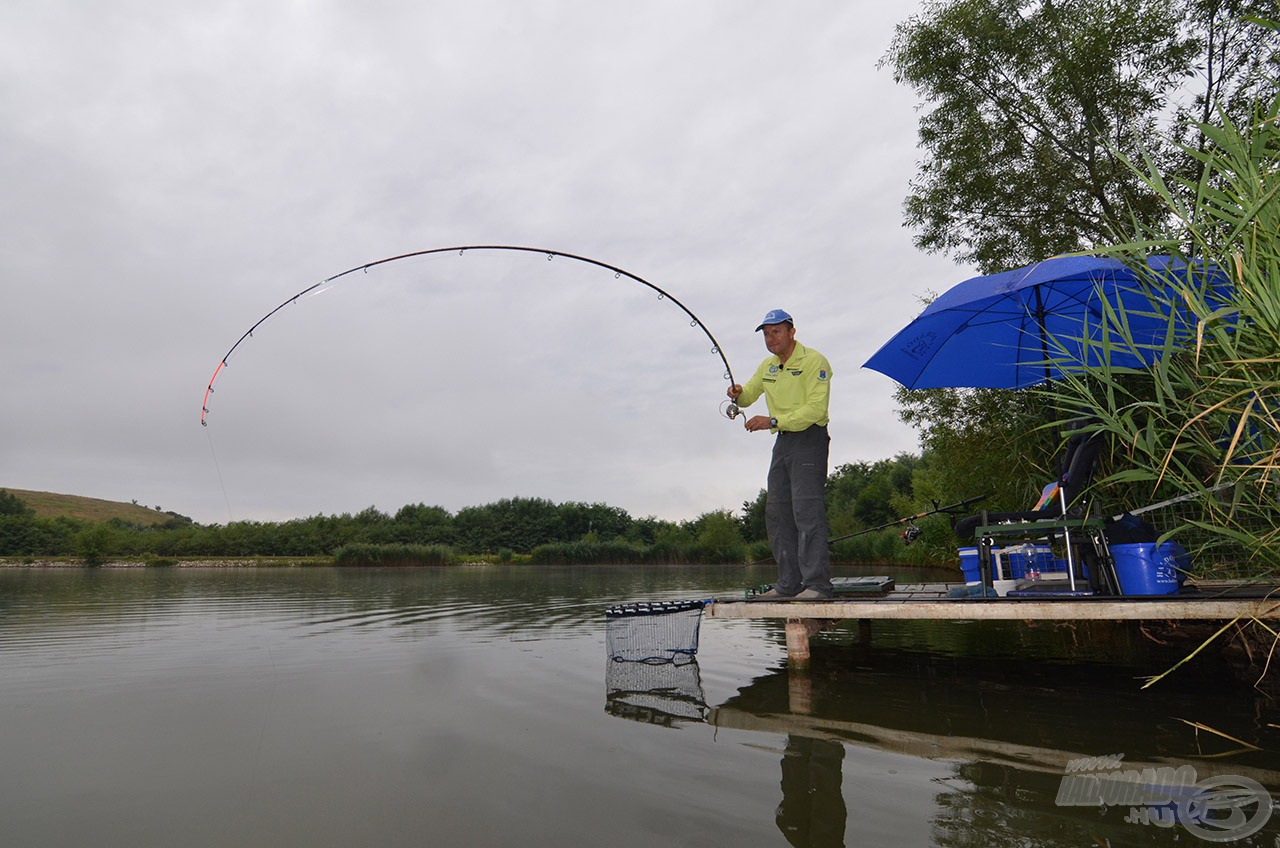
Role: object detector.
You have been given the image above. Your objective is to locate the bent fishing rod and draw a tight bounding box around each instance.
[748,494,988,566]
[201,245,738,426]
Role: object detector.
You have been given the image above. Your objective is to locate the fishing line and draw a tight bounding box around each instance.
[242,638,280,829]
[201,245,739,428]
[205,426,235,523]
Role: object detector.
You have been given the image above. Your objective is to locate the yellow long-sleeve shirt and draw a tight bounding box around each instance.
[736,342,833,432]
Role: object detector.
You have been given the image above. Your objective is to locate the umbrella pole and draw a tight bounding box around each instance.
[1034,286,1052,385]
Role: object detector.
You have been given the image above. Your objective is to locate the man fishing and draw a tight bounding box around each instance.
[728,309,834,600]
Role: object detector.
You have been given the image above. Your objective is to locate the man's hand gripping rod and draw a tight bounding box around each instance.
[722,390,748,429]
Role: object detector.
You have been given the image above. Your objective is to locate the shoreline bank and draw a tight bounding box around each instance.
[0,557,958,570]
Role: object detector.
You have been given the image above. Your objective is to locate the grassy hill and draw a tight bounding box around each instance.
[2,488,188,527]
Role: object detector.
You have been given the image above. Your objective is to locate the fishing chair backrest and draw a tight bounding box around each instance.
[952,414,1103,539]
[1055,417,1103,515]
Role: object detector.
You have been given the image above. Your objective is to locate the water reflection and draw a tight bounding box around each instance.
[0,564,744,653]
[604,658,708,725]
[776,735,846,848]
[603,659,848,846]
[605,639,1280,846]
[4,566,1279,847]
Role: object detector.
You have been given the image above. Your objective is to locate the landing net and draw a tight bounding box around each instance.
[605,600,706,665]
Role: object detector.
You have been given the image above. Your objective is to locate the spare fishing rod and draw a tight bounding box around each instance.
[747,494,988,566]
[826,494,988,545]
[200,244,739,427]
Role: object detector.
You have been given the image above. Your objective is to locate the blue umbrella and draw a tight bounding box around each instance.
[863,255,1220,390]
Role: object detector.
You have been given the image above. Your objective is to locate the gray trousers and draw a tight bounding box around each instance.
[766,425,832,595]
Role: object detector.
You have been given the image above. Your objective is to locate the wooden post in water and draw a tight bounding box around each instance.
[784,619,810,667]
[785,619,827,668]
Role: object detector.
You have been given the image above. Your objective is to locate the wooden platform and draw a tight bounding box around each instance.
[706,580,1280,667]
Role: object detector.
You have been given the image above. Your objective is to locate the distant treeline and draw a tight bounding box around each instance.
[0,456,960,566]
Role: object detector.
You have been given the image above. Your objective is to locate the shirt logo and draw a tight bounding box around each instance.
[819,369,828,380]
[789,370,802,376]
[769,365,779,374]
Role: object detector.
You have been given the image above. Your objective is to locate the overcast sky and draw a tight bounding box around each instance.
[1,1,969,525]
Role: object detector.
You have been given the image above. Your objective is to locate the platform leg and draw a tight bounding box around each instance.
[786,619,824,668]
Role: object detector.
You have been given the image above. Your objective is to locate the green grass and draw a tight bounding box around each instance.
[4,488,185,527]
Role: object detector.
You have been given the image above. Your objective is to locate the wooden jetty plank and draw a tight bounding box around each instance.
[709,579,1280,666]
[707,595,1280,621]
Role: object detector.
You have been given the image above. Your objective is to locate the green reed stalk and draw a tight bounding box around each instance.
[1044,93,1280,575]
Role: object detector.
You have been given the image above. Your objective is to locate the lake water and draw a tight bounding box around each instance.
[1,564,1277,847]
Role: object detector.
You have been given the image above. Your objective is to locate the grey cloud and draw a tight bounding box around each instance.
[1,1,967,524]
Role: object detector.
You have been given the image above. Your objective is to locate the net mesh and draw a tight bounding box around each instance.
[1127,480,1277,577]
[605,600,705,665]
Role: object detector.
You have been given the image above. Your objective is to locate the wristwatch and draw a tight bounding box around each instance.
[769,417,778,429]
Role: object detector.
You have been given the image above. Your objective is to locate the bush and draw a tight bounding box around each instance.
[332,543,454,566]
[74,524,116,566]
[688,542,747,565]
[0,489,33,517]
[529,540,647,565]
[641,539,689,564]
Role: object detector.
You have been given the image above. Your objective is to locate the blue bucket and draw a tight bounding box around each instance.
[958,547,980,583]
[1162,541,1191,586]
[1110,542,1182,595]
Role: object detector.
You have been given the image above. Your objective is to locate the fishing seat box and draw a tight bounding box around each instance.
[959,545,1078,592]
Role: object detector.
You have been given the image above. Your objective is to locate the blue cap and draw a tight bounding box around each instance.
[755,308,794,331]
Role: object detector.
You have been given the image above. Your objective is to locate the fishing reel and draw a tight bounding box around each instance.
[900,524,923,546]
[723,400,742,420]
